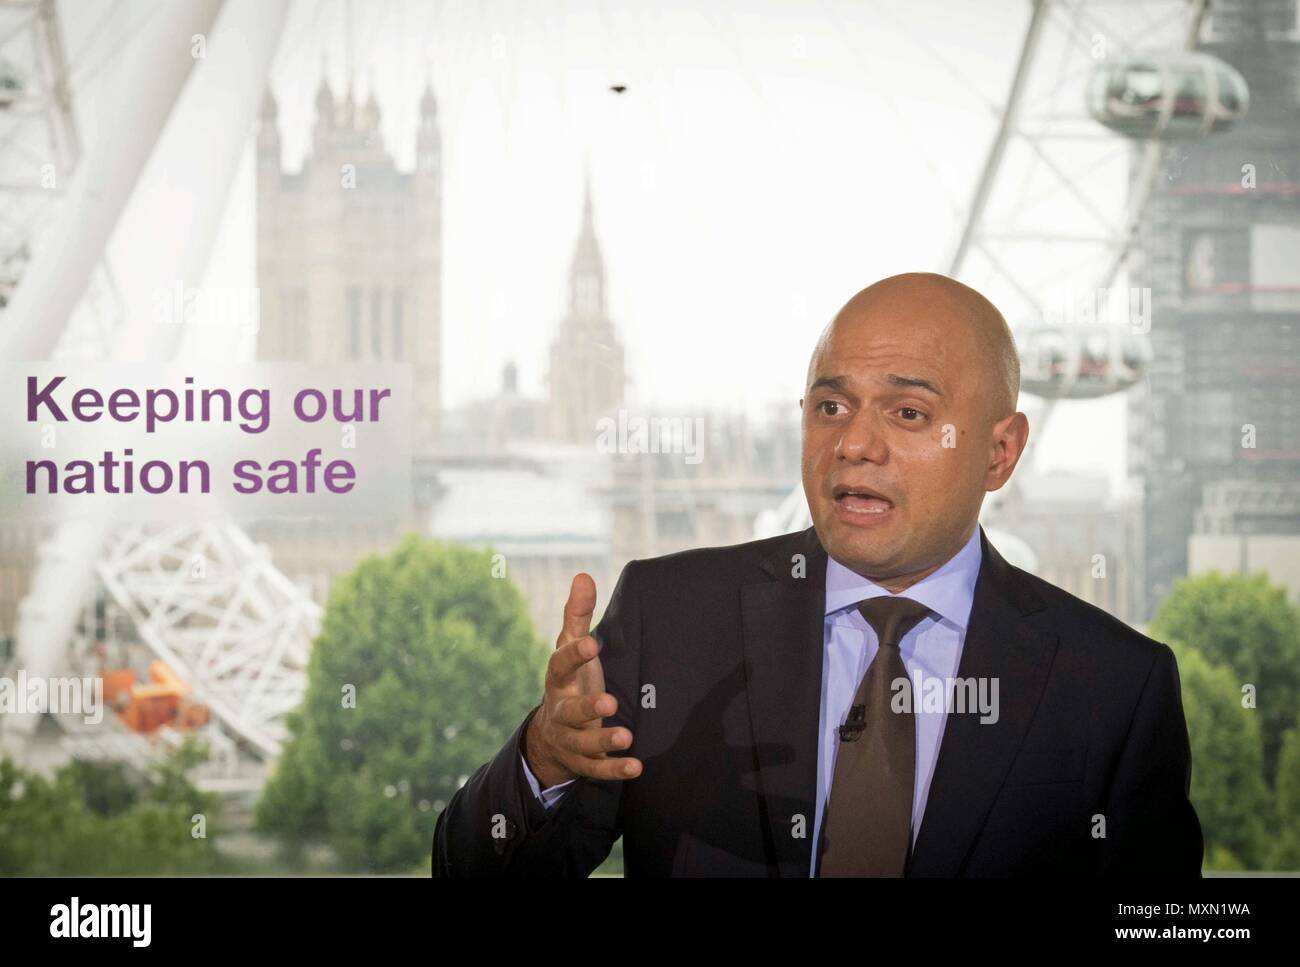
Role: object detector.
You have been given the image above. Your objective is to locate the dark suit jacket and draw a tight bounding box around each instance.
[432,524,1203,876]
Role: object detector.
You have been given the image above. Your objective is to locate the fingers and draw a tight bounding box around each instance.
[572,754,643,781]
[553,691,617,728]
[546,634,600,691]
[549,726,641,780]
[540,572,640,782]
[542,693,643,781]
[557,573,597,648]
[552,719,634,759]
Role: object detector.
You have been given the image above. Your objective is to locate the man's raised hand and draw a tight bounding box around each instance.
[524,573,642,787]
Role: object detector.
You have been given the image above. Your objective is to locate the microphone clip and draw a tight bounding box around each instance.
[838,703,867,743]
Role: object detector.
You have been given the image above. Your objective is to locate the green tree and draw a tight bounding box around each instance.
[0,737,219,874]
[1150,570,1300,786]
[1271,712,1300,871]
[1167,642,1271,870]
[256,535,547,872]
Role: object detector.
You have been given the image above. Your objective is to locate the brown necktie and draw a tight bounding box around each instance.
[817,596,933,877]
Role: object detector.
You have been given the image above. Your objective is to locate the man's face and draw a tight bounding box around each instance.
[800,295,1001,587]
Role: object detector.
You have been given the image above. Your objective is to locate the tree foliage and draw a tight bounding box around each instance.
[256,535,546,871]
[1165,642,1271,870]
[1271,712,1300,870]
[1150,570,1300,787]
[0,737,218,874]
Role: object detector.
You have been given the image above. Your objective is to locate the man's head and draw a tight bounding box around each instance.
[800,272,1028,592]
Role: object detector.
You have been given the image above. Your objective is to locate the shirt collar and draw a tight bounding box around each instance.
[823,522,984,632]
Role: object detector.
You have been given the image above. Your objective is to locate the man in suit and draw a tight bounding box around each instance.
[432,272,1203,877]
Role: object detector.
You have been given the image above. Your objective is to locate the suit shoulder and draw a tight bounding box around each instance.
[619,530,797,589]
[1006,560,1171,668]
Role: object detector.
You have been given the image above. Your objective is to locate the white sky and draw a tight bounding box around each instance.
[63,0,1141,497]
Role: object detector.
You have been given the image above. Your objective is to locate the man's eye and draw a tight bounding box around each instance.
[818,400,843,416]
[899,407,926,421]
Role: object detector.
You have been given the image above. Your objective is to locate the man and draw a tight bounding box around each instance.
[432,272,1203,877]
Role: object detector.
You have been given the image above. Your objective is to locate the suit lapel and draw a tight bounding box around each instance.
[906,525,1058,876]
[740,526,826,877]
[740,523,1058,878]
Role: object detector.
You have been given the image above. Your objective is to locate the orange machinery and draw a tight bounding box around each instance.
[103,660,210,734]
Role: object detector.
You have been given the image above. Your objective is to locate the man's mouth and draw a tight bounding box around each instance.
[832,484,895,515]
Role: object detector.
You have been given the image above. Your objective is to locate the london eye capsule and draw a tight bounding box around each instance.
[1018,324,1151,400]
[1086,52,1248,139]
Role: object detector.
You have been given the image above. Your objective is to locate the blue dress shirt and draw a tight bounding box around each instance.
[520,523,985,876]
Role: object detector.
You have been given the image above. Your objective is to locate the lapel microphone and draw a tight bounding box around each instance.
[838,704,867,742]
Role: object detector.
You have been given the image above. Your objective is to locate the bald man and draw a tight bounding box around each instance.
[432,272,1203,877]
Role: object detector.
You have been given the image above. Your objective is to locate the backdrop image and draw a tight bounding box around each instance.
[0,0,1295,900]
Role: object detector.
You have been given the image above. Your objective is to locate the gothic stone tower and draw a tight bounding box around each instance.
[256,75,442,459]
[545,174,627,443]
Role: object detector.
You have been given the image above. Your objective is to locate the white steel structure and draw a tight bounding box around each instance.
[96,523,319,760]
[757,0,1242,541]
[0,0,310,782]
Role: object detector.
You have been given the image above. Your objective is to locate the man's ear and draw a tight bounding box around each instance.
[984,411,1029,492]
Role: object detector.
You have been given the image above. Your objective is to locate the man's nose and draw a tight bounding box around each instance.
[834,411,887,463]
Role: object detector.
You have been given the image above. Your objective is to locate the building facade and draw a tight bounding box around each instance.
[252,75,444,604]
[1127,0,1300,619]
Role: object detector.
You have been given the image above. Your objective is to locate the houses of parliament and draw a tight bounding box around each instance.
[0,70,1145,664]
[249,72,796,637]
[242,72,1136,642]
